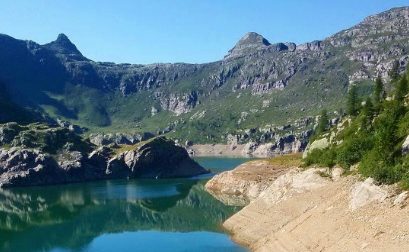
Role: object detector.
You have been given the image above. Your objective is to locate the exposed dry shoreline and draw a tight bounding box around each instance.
[187,144,248,157]
[206,158,409,252]
[187,144,298,158]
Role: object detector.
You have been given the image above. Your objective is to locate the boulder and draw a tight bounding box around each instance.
[0,148,60,187]
[302,137,330,158]
[393,191,408,207]
[349,178,388,211]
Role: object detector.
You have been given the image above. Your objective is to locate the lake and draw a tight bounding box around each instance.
[0,157,250,252]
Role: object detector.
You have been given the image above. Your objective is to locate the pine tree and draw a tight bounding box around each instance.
[389,60,400,82]
[316,109,329,135]
[373,76,383,111]
[363,97,374,117]
[395,75,408,102]
[360,97,374,130]
[407,63,409,81]
[347,85,359,116]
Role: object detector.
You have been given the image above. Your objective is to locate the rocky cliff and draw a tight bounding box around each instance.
[0,123,207,188]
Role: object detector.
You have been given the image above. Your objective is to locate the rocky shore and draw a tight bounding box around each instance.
[0,123,207,188]
[206,158,409,251]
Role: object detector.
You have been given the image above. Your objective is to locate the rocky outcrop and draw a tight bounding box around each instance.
[0,148,59,187]
[302,137,330,158]
[205,160,290,206]
[89,132,155,146]
[349,177,388,211]
[224,32,271,60]
[0,123,208,188]
[159,91,198,115]
[106,137,208,179]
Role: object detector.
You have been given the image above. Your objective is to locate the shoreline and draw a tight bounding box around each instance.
[206,159,409,252]
[187,144,248,157]
[186,144,300,158]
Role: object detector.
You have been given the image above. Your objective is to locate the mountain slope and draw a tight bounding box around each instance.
[0,7,408,143]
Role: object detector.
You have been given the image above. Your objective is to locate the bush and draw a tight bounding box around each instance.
[304,148,336,168]
[359,150,403,184]
[336,135,373,169]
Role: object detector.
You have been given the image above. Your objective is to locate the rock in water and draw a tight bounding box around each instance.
[0,134,208,188]
[106,137,208,179]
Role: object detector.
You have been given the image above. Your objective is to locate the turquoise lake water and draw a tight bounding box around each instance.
[0,157,250,252]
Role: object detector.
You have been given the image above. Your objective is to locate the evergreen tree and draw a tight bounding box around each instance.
[361,97,374,130]
[395,75,408,102]
[389,60,400,81]
[316,109,329,135]
[347,85,359,116]
[407,63,409,81]
[373,76,383,110]
[362,97,374,118]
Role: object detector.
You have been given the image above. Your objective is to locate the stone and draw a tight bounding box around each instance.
[302,137,330,158]
[258,168,330,205]
[331,167,344,181]
[402,135,409,155]
[349,178,388,211]
[393,191,408,207]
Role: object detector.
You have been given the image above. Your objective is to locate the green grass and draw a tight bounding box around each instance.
[266,153,303,168]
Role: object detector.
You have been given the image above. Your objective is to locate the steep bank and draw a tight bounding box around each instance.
[0,123,208,188]
[205,155,301,205]
[206,161,409,251]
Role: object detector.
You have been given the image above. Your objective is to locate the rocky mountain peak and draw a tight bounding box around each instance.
[55,33,72,44]
[225,32,271,59]
[44,33,86,59]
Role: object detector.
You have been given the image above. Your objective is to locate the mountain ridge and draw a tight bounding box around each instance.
[0,6,408,145]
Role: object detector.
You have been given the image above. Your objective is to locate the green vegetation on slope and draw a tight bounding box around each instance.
[304,66,409,188]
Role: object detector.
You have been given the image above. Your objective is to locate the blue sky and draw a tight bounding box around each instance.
[0,0,408,64]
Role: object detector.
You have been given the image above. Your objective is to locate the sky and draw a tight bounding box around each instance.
[0,0,408,64]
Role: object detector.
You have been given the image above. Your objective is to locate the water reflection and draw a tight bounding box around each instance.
[0,178,240,252]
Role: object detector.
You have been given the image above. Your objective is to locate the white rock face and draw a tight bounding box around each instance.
[331,167,344,181]
[302,137,329,158]
[394,191,408,207]
[402,135,409,155]
[252,143,274,157]
[258,168,330,204]
[241,142,258,156]
[349,178,388,211]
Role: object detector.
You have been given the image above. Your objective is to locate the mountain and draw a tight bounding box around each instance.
[0,7,408,144]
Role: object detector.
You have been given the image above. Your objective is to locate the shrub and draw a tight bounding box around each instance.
[304,148,336,168]
[336,136,373,169]
[359,150,402,184]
